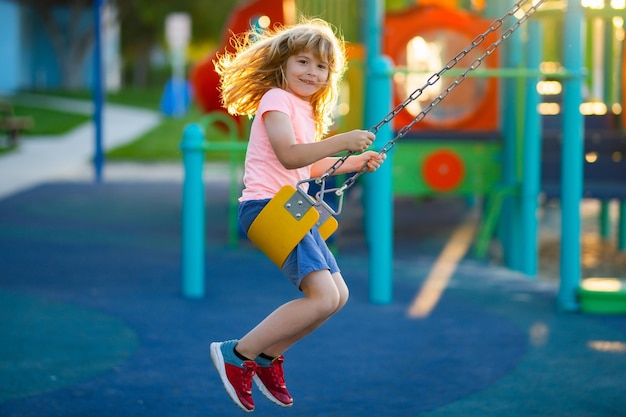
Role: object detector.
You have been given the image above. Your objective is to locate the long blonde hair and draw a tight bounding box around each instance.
[214,18,347,139]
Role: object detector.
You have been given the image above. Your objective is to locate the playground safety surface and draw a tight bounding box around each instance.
[1,178,626,417]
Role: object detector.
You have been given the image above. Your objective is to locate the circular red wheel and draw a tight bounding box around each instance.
[422,149,465,192]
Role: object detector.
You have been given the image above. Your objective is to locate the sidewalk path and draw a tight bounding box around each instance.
[0,95,161,200]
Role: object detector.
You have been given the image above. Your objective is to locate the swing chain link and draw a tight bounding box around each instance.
[317,0,545,201]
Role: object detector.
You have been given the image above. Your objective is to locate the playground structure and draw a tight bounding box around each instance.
[182,0,626,312]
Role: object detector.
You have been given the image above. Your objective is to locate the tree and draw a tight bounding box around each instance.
[16,0,244,89]
[115,0,245,87]
[18,0,94,89]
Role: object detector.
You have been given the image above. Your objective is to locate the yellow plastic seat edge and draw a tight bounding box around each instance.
[318,215,338,241]
[247,185,319,268]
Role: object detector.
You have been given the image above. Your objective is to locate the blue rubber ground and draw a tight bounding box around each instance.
[0,181,625,417]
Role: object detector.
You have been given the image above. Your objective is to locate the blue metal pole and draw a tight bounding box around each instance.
[92,0,106,183]
[364,0,393,304]
[180,123,206,298]
[559,0,585,311]
[520,20,543,277]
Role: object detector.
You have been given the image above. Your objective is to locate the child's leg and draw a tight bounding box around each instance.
[260,271,348,356]
[235,270,348,360]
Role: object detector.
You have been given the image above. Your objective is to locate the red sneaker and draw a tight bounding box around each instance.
[210,341,258,412]
[253,355,293,407]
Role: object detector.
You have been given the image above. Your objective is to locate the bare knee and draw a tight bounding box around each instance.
[301,272,343,318]
[334,286,348,314]
[332,272,349,312]
[314,288,342,317]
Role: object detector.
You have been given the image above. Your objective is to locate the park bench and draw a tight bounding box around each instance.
[0,101,33,148]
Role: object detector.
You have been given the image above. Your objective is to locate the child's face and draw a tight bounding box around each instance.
[283,51,329,101]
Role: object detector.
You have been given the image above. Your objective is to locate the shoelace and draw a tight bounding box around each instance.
[266,356,286,386]
[241,361,259,392]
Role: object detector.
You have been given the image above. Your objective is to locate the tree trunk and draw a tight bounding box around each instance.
[34,2,94,89]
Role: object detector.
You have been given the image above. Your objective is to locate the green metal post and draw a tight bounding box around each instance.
[585,12,595,96]
[613,17,626,129]
[619,200,626,250]
[201,112,244,248]
[603,3,615,105]
[458,0,473,11]
[600,200,611,240]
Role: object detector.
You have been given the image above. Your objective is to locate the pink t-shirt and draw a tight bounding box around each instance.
[239,88,316,202]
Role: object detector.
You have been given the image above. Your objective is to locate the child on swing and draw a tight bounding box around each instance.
[210,17,385,412]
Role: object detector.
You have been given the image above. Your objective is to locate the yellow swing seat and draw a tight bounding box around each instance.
[247,185,338,268]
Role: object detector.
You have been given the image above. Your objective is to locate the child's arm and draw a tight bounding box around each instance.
[265,111,375,170]
[310,151,386,178]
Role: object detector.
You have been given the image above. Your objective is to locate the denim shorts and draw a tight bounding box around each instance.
[238,199,340,290]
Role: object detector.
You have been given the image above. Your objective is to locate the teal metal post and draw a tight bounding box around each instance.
[180,123,206,298]
[599,10,616,242]
[520,20,543,276]
[617,200,626,251]
[201,112,245,248]
[364,58,393,305]
[500,0,524,271]
[600,200,611,239]
[559,0,585,311]
[364,0,393,304]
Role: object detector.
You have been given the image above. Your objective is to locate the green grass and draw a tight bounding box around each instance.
[22,88,163,110]
[2,89,246,162]
[107,104,246,162]
[98,87,247,162]
[107,89,164,110]
[13,105,91,136]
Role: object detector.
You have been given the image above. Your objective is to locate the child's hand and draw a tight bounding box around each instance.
[359,151,386,172]
[343,130,375,153]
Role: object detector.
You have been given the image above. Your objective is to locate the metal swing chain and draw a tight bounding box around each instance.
[314,0,545,202]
